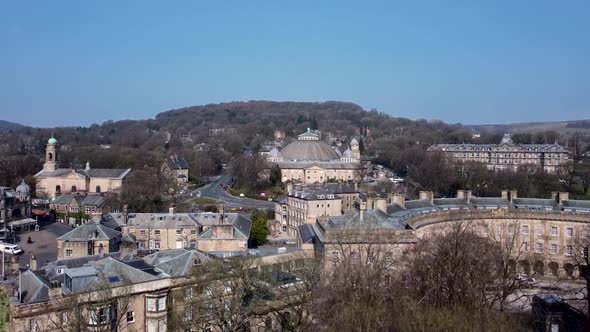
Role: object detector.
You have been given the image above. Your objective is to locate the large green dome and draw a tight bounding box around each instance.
[48,136,57,145]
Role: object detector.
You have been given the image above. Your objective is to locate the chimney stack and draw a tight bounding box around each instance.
[392,193,405,208]
[419,191,434,204]
[85,161,90,171]
[501,190,509,199]
[122,204,129,225]
[558,192,569,204]
[30,255,37,271]
[169,203,175,215]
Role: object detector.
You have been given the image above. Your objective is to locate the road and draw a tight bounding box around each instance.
[189,175,274,210]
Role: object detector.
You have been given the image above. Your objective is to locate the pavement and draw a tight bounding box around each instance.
[1,221,72,276]
[189,175,274,210]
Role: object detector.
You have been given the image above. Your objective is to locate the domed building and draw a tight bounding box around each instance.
[267,129,365,184]
[34,136,131,199]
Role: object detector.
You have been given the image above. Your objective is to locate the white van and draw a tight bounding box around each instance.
[0,243,23,255]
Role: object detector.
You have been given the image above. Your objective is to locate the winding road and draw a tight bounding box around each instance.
[189,175,275,210]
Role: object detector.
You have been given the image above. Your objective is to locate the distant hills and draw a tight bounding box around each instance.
[467,119,590,135]
[0,120,26,133]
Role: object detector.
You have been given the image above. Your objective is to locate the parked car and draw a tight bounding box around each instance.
[515,273,535,283]
[0,243,23,255]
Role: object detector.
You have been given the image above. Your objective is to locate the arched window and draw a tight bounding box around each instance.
[55,185,61,193]
[48,152,53,161]
[71,186,77,193]
[95,185,101,193]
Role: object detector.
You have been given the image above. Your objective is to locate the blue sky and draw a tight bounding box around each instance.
[1,1,589,127]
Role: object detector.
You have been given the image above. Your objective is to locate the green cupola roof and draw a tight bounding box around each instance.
[48,135,57,145]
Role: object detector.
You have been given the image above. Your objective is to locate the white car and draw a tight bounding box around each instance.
[515,274,535,283]
[0,243,23,255]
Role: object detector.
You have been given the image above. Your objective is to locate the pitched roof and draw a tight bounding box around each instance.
[52,194,108,207]
[57,223,121,241]
[143,249,211,277]
[36,168,131,179]
[166,158,189,170]
[14,270,50,304]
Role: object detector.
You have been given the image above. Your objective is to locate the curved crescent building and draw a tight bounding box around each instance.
[267,129,365,184]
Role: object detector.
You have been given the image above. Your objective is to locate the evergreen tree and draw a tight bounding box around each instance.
[309,115,319,130]
[359,137,365,154]
[269,164,282,186]
[249,209,268,248]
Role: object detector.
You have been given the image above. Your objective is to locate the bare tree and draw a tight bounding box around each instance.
[487,220,535,311]
[42,278,136,332]
[312,228,403,331]
[568,225,590,319]
[261,255,322,332]
[173,256,265,332]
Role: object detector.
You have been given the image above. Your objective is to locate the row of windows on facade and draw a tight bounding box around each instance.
[55,185,103,193]
[62,206,99,214]
[130,228,198,236]
[27,307,138,331]
[137,240,198,250]
[482,224,576,237]
[454,153,563,158]
[523,242,576,255]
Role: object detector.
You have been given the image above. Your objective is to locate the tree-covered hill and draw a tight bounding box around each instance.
[0,120,27,133]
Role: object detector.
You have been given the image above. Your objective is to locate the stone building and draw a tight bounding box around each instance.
[274,183,359,236]
[56,222,121,259]
[50,194,113,223]
[5,248,310,332]
[267,128,366,184]
[34,136,131,199]
[428,133,570,173]
[304,189,590,279]
[161,155,190,185]
[1,182,33,240]
[104,209,252,254]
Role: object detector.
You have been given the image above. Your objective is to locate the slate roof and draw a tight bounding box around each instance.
[52,194,108,207]
[143,249,211,277]
[166,158,189,170]
[298,224,325,244]
[276,161,361,169]
[42,253,122,283]
[197,214,252,240]
[36,168,131,179]
[325,210,405,230]
[562,200,590,210]
[386,203,406,214]
[57,223,121,241]
[11,270,50,304]
[64,257,164,293]
[106,213,200,228]
[513,198,557,209]
[289,187,340,201]
[433,198,469,207]
[470,197,510,207]
[404,199,434,209]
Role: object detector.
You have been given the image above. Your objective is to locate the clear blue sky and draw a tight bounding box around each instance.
[1,1,589,127]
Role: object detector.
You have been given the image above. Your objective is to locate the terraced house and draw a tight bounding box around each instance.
[103,210,252,255]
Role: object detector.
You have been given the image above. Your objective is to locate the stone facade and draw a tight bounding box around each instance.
[56,223,121,259]
[275,184,359,237]
[110,210,252,254]
[311,190,590,280]
[35,137,131,199]
[428,133,570,173]
[267,129,365,184]
[161,155,190,185]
